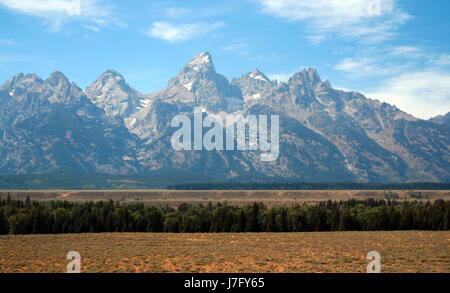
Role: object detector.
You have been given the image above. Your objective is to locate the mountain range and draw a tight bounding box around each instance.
[0,52,449,182]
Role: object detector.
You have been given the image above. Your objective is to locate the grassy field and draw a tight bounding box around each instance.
[0,231,448,273]
[1,190,448,206]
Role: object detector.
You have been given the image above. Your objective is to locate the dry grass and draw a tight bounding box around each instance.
[0,231,448,273]
[1,190,448,207]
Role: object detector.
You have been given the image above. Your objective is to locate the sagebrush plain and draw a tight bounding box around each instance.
[0,231,448,273]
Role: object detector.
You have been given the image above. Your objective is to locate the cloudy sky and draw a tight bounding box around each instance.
[0,0,449,119]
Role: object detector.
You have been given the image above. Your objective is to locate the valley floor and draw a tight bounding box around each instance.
[1,190,449,207]
[0,231,448,273]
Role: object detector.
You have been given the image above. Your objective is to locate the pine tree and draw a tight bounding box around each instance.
[246,203,260,232]
[339,209,351,231]
[0,209,8,234]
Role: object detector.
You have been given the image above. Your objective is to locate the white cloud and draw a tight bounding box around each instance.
[0,0,114,31]
[335,57,408,76]
[147,21,225,42]
[82,24,100,32]
[430,53,450,67]
[335,57,375,72]
[365,71,450,119]
[334,45,450,119]
[0,0,75,15]
[389,46,423,58]
[255,0,410,42]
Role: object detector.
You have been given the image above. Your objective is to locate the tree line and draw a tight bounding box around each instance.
[0,197,449,234]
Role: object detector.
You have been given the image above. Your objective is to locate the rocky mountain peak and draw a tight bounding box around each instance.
[0,73,43,105]
[84,70,144,118]
[104,69,121,76]
[3,73,43,89]
[429,112,450,126]
[163,52,243,112]
[247,68,270,82]
[0,53,449,182]
[96,70,126,86]
[86,70,133,96]
[170,51,217,91]
[289,67,322,86]
[182,51,215,76]
[45,71,70,88]
[6,73,25,86]
[231,68,273,102]
[186,51,213,68]
[42,72,86,105]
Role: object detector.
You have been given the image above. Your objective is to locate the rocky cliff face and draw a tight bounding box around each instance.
[429,112,450,126]
[85,69,146,119]
[0,72,138,175]
[231,68,274,104]
[165,52,243,113]
[0,52,448,182]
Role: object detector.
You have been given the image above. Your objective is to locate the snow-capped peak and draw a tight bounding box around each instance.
[248,69,269,82]
[85,70,145,118]
[188,51,212,66]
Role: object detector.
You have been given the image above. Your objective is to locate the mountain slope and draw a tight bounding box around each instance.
[85,70,146,119]
[165,52,243,112]
[232,67,449,182]
[0,52,448,182]
[0,72,138,175]
[429,112,450,126]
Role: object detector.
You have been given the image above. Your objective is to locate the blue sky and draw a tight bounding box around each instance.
[0,0,449,119]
